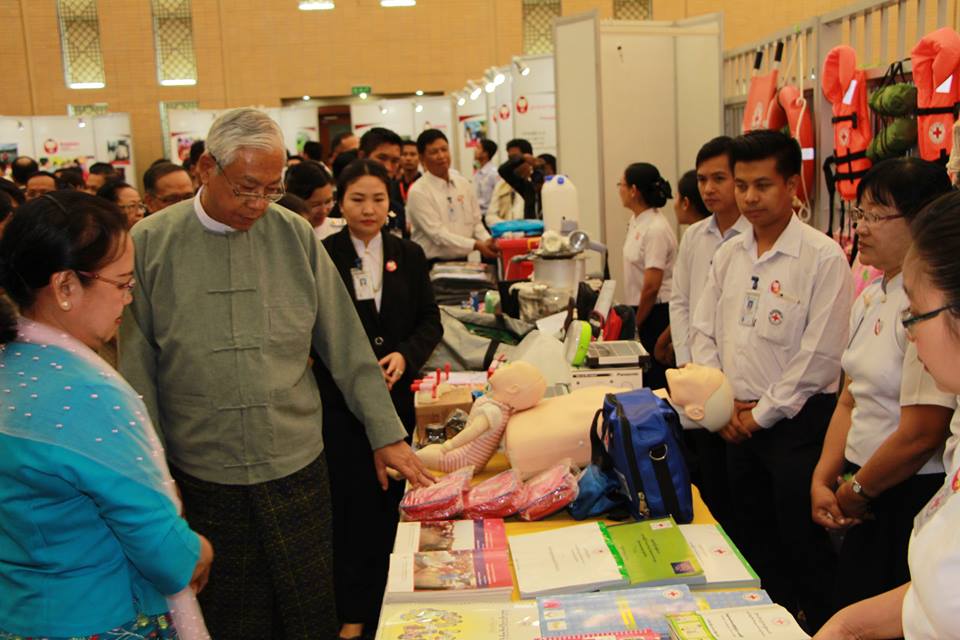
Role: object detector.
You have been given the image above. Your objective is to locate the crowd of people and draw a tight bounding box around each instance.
[619,129,960,639]
[0,106,958,640]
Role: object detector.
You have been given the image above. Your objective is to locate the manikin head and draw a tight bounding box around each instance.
[664,363,734,432]
[487,361,547,411]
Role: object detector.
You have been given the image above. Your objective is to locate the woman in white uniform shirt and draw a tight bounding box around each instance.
[815,190,960,640]
[619,162,677,388]
[810,159,955,613]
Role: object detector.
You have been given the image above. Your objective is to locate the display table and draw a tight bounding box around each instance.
[466,451,717,600]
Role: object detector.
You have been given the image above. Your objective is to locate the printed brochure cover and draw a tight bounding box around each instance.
[385,548,513,603]
[393,519,508,554]
[377,601,541,640]
[508,522,630,598]
[536,584,699,638]
[605,518,706,587]
[667,605,810,639]
[678,524,760,591]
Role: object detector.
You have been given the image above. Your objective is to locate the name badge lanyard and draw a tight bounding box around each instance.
[351,256,381,302]
[740,275,761,327]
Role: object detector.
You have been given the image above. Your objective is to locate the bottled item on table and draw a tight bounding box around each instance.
[516,460,580,521]
[424,423,447,445]
[443,408,470,440]
[463,469,524,519]
[400,466,475,521]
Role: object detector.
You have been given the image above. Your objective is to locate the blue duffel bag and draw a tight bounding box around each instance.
[589,388,694,523]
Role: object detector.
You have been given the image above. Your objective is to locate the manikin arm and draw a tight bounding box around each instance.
[442,414,492,450]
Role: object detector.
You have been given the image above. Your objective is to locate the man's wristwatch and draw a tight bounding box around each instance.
[850,475,874,501]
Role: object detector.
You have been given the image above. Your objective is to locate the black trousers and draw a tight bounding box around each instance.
[833,462,943,610]
[171,457,338,640]
[637,302,670,390]
[725,393,838,632]
[682,428,734,532]
[323,409,406,630]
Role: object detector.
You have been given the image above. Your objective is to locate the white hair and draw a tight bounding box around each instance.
[205,107,285,169]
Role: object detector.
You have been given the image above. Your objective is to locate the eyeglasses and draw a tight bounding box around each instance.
[76,270,136,292]
[25,189,56,200]
[118,202,147,215]
[210,153,285,204]
[155,192,195,206]
[851,206,904,225]
[900,304,958,335]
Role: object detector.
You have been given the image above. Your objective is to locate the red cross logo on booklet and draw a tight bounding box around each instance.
[768,310,783,325]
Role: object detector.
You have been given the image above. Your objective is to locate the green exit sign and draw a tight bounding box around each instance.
[351,85,372,96]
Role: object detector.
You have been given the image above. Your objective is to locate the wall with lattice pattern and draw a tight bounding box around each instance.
[613,0,651,20]
[523,0,562,54]
[57,0,106,87]
[153,0,197,85]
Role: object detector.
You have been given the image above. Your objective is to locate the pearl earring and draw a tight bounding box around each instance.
[60,301,71,311]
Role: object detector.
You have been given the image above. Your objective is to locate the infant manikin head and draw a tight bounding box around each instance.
[488,361,547,411]
[665,363,734,432]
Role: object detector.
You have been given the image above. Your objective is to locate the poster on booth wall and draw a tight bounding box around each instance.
[170,132,196,164]
[513,92,557,155]
[273,106,319,156]
[92,114,136,185]
[415,99,452,139]
[0,144,17,166]
[460,114,487,149]
[167,110,221,165]
[34,136,95,173]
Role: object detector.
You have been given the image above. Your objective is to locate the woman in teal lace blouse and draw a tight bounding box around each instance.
[0,192,213,639]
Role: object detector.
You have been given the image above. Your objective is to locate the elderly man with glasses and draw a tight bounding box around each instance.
[119,108,433,639]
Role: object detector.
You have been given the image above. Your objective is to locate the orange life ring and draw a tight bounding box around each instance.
[778,85,815,205]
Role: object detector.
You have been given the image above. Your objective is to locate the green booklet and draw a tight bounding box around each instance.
[605,517,706,587]
[666,605,810,639]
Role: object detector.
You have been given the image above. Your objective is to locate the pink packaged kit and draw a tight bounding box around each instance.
[463,469,524,519]
[516,462,579,521]
[399,466,474,521]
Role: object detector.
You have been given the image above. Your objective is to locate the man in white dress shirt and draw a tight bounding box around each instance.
[691,130,853,632]
[406,129,498,264]
[670,136,752,531]
[474,138,499,219]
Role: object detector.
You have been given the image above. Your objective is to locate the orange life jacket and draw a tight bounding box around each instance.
[910,27,960,163]
[822,45,872,201]
[743,44,787,133]
[778,84,815,205]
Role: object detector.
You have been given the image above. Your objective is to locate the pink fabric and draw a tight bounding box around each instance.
[439,396,512,473]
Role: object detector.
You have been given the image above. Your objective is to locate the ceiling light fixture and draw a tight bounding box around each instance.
[513,58,531,77]
[69,82,105,89]
[467,80,482,101]
[380,0,415,6]
[299,1,335,10]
